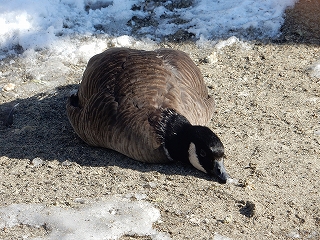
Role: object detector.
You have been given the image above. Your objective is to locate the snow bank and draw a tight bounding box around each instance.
[0,0,297,54]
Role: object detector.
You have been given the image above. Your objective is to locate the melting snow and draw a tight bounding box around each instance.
[0,0,297,55]
[0,196,170,240]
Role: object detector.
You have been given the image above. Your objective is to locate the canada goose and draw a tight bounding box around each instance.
[66,48,230,183]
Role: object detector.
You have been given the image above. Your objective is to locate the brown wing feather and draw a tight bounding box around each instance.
[66,47,214,163]
[155,49,215,125]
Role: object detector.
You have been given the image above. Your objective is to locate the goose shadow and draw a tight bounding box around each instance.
[0,85,218,182]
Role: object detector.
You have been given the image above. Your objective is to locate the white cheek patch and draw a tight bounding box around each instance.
[188,143,207,173]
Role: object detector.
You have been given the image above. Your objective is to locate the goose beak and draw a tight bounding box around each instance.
[212,159,230,184]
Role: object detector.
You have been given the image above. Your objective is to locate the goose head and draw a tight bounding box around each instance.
[155,109,230,183]
[187,126,229,183]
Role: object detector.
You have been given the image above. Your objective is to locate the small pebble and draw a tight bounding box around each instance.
[144,182,157,189]
[61,160,72,166]
[242,179,255,190]
[223,214,233,224]
[226,178,238,185]
[207,52,218,64]
[3,83,16,91]
[189,215,201,225]
[287,231,300,238]
[32,157,44,167]
[74,198,86,204]
[202,218,210,224]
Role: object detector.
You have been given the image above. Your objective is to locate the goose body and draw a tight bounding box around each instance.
[67,48,229,182]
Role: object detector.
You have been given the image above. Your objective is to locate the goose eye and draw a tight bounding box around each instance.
[200,149,206,157]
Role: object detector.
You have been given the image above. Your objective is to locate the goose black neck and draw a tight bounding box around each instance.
[158,109,192,162]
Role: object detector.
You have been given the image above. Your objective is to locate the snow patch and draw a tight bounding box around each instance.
[0,196,170,240]
[0,0,298,55]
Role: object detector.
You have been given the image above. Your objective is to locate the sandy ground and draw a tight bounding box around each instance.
[0,0,320,239]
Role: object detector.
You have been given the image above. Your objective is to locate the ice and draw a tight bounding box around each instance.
[215,36,251,50]
[0,196,171,240]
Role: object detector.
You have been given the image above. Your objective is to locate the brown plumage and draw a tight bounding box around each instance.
[66,48,216,164]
